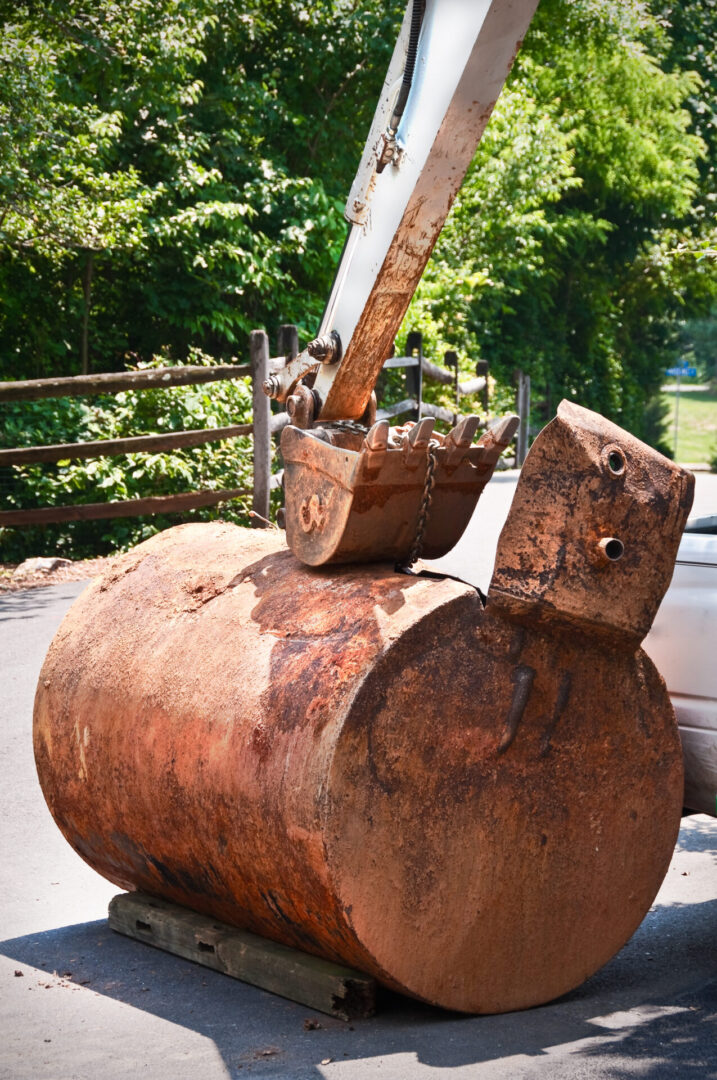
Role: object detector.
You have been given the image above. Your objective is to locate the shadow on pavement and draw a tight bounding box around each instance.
[676,815,717,866]
[2,898,716,1078]
[0,581,90,623]
[578,980,717,1079]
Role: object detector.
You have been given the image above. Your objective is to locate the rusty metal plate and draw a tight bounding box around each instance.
[489,400,695,641]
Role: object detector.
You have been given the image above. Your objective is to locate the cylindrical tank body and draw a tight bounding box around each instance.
[34,521,683,1013]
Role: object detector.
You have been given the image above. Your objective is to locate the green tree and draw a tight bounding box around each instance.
[0,0,400,378]
[652,0,717,385]
[404,0,715,449]
[2,0,716,562]
[0,12,155,375]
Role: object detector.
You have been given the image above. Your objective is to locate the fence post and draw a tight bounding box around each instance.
[476,359,489,415]
[277,324,299,365]
[405,330,423,420]
[250,329,271,526]
[444,350,458,419]
[516,370,531,467]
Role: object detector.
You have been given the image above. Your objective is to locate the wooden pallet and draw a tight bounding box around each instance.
[108,892,376,1021]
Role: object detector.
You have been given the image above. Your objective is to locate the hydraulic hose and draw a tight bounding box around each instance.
[390,0,424,132]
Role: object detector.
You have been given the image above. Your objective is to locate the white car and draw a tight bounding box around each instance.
[644,516,717,817]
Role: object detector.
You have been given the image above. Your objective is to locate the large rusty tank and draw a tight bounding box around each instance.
[34,402,694,1013]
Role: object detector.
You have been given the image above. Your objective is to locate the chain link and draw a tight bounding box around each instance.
[399,440,439,570]
[322,419,369,438]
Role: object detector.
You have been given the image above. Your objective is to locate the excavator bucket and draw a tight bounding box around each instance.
[281,413,518,566]
[34,403,694,1014]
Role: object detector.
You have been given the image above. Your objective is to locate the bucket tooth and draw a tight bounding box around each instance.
[474,414,519,467]
[403,417,435,465]
[443,414,481,467]
[365,418,390,451]
[446,414,481,448]
[407,416,435,448]
[485,413,519,449]
[361,418,390,472]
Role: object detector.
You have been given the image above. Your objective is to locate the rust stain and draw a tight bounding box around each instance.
[281,418,515,567]
[488,401,695,642]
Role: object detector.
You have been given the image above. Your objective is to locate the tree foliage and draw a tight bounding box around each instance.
[0,0,400,377]
[406,0,716,447]
[1,0,715,557]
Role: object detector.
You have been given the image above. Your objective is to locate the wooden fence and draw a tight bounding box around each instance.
[0,327,492,532]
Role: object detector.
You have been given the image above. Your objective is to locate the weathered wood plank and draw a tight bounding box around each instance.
[0,486,249,527]
[108,892,376,1021]
[0,364,251,402]
[457,375,487,399]
[372,400,477,426]
[270,411,290,435]
[376,398,418,421]
[0,423,254,467]
[382,355,420,370]
[516,369,531,466]
[405,331,423,423]
[420,359,486,398]
[250,330,272,527]
[418,401,458,424]
[276,323,299,364]
[383,356,485,397]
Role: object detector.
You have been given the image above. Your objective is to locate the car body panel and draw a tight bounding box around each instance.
[644,526,717,817]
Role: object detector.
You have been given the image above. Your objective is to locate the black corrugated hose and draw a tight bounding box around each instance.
[390,0,425,132]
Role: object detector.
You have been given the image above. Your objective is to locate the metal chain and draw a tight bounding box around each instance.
[323,419,368,438]
[399,440,439,570]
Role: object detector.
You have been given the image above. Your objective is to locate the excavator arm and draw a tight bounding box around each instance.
[264,0,541,566]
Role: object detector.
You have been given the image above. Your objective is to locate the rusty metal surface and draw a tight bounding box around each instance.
[281,414,517,566]
[34,523,465,978]
[489,401,695,642]
[34,404,692,1014]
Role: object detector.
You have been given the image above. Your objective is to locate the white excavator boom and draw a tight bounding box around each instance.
[266,0,540,421]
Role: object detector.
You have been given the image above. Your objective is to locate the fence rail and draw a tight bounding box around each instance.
[0,327,496,532]
[0,423,255,467]
[0,487,252,528]
[0,364,252,403]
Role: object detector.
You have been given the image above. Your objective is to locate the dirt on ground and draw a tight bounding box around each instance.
[0,557,114,593]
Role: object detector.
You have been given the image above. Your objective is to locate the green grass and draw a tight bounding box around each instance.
[661,386,717,465]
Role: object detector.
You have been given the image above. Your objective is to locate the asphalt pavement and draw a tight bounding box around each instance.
[1,471,716,1080]
[428,468,717,593]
